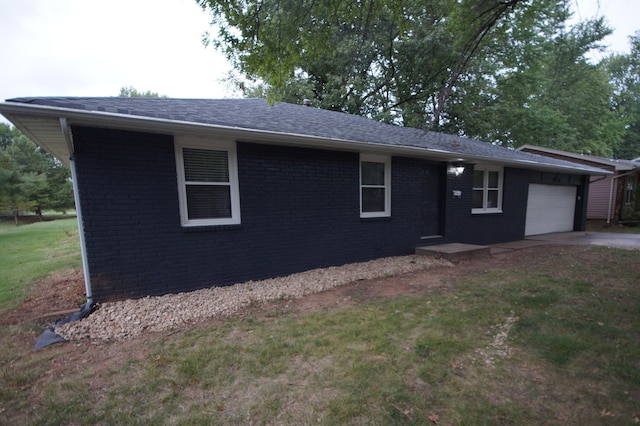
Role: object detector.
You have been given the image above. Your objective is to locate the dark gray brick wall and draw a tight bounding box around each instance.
[72,126,588,301]
[73,128,443,301]
[442,166,587,245]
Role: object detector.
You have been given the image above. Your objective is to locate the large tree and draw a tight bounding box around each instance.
[199,0,630,156]
[444,9,624,155]
[606,31,640,159]
[199,0,526,127]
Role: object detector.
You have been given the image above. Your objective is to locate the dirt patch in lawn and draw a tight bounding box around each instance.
[0,244,611,372]
[256,244,556,317]
[0,244,595,327]
[0,268,86,326]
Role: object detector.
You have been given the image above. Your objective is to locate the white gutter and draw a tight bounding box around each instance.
[59,118,93,304]
[0,101,610,176]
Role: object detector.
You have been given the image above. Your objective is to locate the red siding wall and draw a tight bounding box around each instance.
[588,176,614,219]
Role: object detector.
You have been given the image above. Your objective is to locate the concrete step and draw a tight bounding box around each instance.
[415,243,491,263]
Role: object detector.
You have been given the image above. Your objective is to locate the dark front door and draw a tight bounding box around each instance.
[420,162,444,237]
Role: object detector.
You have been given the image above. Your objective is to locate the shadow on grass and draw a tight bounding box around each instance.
[0,213,77,227]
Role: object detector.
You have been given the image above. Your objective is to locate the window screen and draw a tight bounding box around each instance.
[176,139,240,226]
[360,156,390,217]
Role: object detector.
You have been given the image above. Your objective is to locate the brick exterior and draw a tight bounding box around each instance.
[443,166,587,245]
[72,126,588,302]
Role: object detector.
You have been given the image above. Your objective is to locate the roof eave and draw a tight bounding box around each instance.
[0,102,609,175]
[518,144,634,171]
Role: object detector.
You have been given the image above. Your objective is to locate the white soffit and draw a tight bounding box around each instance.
[8,114,70,167]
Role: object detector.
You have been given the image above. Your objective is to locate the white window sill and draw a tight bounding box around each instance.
[472,209,503,215]
[181,218,241,227]
[360,213,391,219]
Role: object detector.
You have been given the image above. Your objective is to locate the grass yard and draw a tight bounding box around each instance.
[587,219,640,234]
[0,221,639,424]
[0,217,81,310]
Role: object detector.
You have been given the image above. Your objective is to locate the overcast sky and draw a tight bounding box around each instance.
[0,0,638,114]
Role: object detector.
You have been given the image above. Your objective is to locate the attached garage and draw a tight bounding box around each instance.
[525,184,577,236]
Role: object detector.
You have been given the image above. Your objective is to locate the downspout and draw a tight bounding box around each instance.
[606,170,636,225]
[60,118,93,304]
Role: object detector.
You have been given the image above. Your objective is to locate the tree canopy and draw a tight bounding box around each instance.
[200,0,528,125]
[199,0,640,158]
[119,86,166,98]
[605,31,640,159]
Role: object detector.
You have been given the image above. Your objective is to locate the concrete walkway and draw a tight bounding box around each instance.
[418,231,640,262]
[525,231,640,250]
[490,239,549,254]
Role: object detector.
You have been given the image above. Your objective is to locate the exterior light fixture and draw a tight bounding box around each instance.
[448,164,465,176]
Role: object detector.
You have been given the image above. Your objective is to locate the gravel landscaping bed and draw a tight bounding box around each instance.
[56,255,452,342]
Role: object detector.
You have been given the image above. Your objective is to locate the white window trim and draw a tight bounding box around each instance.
[472,165,503,214]
[360,154,391,218]
[175,137,241,227]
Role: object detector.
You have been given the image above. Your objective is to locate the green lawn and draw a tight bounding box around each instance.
[0,217,81,310]
[1,244,639,425]
[587,219,640,233]
[1,218,640,424]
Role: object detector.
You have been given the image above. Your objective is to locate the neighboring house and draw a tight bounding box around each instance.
[0,98,608,303]
[518,145,640,223]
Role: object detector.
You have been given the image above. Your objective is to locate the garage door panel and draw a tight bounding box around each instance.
[525,184,576,236]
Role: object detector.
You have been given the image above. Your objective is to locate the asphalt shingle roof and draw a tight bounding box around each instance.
[4,97,608,173]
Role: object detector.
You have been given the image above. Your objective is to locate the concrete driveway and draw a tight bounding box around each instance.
[433,232,640,257]
[526,231,640,250]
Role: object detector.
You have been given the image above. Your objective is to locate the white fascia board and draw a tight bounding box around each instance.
[0,102,610,176]
[517,144,632,171]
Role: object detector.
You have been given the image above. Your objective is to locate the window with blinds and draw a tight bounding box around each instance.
[183,148,231,219]
[175,139,240,226]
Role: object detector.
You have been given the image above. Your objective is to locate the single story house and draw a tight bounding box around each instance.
[0,97,608,303]
[517,145,640,223]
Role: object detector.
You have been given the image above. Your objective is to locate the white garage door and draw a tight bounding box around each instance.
[525,184,577,236]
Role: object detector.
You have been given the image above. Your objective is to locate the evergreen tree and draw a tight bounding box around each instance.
[0,124,74,224]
